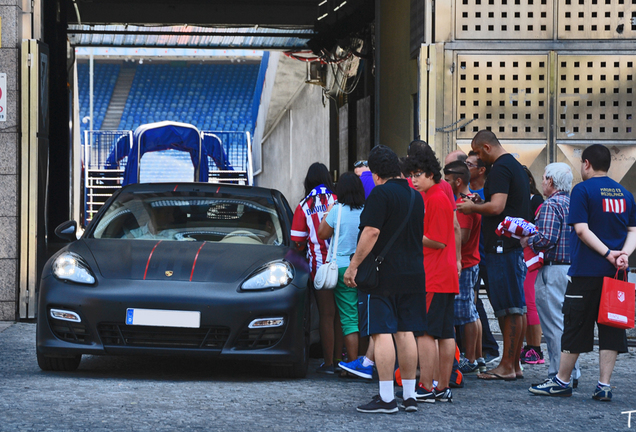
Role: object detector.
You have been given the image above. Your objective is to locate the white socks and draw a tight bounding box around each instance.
[361,356,375,367]
[379,380,394,403]
[402,379,417,400]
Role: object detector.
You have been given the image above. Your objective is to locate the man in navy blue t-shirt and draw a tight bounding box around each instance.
[530,144,636,401]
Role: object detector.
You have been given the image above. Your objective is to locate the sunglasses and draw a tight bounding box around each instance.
[354,160,368,168]
[444,170,464,175]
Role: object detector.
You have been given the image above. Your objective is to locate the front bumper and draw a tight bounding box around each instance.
[37,276,308,364]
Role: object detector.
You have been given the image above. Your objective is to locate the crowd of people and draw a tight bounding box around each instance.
[290,130,636,414]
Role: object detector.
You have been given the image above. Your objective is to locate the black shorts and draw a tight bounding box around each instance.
[358,291,370,338]
[561,276,628,354]
[417,292,455,339]
[367,292,428,335]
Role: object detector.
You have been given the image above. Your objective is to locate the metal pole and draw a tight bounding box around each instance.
[89,48,94,145]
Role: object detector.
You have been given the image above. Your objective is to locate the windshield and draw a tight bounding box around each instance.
[90,191,284,246]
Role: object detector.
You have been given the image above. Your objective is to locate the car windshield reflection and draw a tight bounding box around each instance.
[91,191,284,245]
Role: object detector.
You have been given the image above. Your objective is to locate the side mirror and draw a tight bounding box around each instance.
[55,221,78,242]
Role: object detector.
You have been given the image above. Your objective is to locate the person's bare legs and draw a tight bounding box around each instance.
[437,338,456,389]
[514,314,527,376]
[394,332,418,381]
[417,334,437,390]
[599,350,618,384]
[556,352,580,383]
[526,324,542,347]
[372,333,395,381]
[479,314,523,378]
[334,311,344,362]
[366,337,375,361]
[463,321,480,362]
[343,332,359,362]
[475,319,483,359]
[315,289,336,366]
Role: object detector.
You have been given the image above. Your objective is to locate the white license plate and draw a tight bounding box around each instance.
[125,308,201,328]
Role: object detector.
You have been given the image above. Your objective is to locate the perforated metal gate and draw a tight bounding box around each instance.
[457,55,549,139]
[557,55,635,140]
[424,0,636,186]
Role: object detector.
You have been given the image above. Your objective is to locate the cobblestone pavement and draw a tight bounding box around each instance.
[1,323,635,431]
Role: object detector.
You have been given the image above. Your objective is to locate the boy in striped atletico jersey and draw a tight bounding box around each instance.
[291,162,340,374]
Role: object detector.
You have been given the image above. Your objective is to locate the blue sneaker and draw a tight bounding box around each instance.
[528,377,572,397]
[592,384,612,402]
[339,357,373,379]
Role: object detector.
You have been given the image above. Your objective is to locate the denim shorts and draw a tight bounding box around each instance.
[454,264,480,325]
[484,249,527,317]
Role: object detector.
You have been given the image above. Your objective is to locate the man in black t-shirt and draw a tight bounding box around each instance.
[457,130,530,382]
[344,145,427,414]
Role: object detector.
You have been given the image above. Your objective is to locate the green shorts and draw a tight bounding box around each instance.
[335,267,359,336]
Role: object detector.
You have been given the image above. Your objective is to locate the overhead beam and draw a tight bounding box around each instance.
[67,0,319,26]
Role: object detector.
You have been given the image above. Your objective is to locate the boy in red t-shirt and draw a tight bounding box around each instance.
[404,145,459,403]
[444,160,484,374]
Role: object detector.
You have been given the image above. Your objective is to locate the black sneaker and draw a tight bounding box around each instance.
[400,398,418,412]
[357,395,399,414]
[415,383,436,403]
[434,387,453,403]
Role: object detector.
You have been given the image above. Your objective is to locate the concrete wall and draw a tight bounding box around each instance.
[255,54,330,208]
[0,0,21,320]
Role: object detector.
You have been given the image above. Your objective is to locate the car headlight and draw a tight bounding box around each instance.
[242,261,294,290]
[52,252,96,285]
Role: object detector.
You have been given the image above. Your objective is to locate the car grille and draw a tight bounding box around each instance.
[97,323,230,349]
[49,319,91,344]
[233,325,286,350]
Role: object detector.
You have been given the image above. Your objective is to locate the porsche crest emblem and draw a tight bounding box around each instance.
[165,270,173,277]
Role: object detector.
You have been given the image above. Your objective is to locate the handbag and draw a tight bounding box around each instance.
[314,205,342,290]
[355,189,416,294]
[597,269,635,330]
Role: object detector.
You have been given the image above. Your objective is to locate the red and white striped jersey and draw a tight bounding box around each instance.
[291,185,336,278]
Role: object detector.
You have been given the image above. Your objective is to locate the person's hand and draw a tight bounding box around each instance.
[457,260,462,277]
[606,250,623,269]
[326,203,335,212]
[519,236,529,248]
[470,194,483,204]
[457,198,475,215]
[344,266,358,288]
[616,252,630,270]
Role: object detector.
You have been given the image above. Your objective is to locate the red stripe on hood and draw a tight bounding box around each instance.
[143,241,163,280]
[189,241,207,281]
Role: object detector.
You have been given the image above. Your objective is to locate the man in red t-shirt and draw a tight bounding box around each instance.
[444,160,484,374]
[404,145,459,403]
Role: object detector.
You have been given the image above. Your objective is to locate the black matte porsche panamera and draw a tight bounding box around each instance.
[36,183,312,377]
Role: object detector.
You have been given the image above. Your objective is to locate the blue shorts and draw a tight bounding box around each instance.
[484,249,527,317]
[367,292,428,335]
[455,265,480,325]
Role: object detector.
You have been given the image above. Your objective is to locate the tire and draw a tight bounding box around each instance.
[270,293,310,379]
[37,350,82,372]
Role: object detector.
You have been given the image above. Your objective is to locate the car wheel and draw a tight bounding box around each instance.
[37,350,82,372]
[271,293,310,379]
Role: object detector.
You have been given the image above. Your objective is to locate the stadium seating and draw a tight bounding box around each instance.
[77,63,120,142]
[117,63,259,133]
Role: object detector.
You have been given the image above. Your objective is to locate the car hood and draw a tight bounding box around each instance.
[81,239,294,283]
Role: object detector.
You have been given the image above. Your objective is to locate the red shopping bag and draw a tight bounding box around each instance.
[597,270,635,330]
